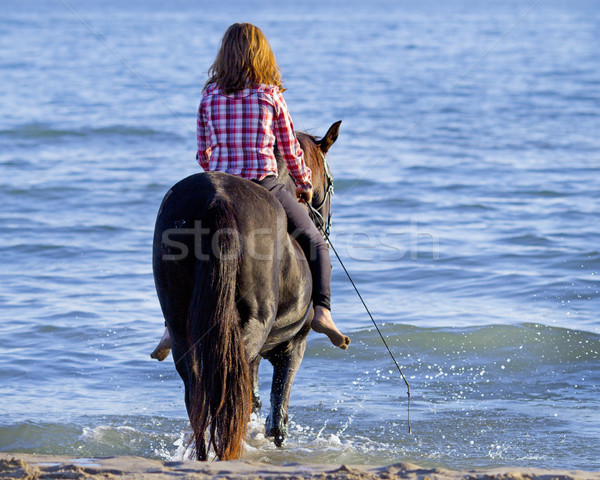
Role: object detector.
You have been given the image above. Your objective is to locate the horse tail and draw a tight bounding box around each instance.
[186,196,251,461]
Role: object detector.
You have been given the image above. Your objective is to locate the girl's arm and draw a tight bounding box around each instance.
[272,90,312,190]
[196,103,211,170]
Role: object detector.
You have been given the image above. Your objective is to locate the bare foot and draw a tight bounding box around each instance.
[311,306,350,349]
[150,327,171,361]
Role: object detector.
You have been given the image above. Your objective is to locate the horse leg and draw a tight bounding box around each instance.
[153,224,203,456]
[167,333,189,409]
[250,357,262,415]
[263,325,310,447]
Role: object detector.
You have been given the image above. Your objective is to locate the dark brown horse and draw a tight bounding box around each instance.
[152,121,341,460]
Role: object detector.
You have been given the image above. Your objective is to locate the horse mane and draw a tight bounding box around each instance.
[296,132,325,196]
[274,131,327,198]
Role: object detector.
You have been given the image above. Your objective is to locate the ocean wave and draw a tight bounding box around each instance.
[305,323,600,367]
[0,123,181,140]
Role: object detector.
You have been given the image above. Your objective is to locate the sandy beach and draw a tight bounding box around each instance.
[1,453,599,480]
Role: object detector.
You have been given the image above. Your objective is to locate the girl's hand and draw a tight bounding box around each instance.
[296,187,313,203]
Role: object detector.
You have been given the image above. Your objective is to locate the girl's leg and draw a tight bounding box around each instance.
[151,326,171,361]
[311,305,350,350]
[258,178,349,349]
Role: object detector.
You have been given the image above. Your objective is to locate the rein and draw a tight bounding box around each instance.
[306,151,412,434]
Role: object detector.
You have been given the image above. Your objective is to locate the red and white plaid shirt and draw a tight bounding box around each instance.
[197,83,312,190]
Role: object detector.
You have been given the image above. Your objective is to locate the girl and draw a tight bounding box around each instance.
[151,23,348,361]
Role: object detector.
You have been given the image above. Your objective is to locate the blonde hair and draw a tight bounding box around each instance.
[204,23,285,94]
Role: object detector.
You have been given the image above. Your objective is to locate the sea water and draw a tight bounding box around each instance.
[0,0,598,471]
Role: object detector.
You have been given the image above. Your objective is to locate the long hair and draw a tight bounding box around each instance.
[204,23,285,94]
[187,196,251,460]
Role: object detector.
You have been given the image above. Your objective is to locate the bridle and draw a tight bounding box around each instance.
[306,150,334,239]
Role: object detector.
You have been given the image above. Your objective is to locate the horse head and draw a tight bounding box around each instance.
[279,120,342,236]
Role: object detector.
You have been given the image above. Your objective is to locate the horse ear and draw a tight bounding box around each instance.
[317,120,342,154]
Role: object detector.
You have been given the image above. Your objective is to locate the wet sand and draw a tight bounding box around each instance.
[1,453,598,480]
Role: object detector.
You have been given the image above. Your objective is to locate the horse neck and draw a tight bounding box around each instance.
[276,150,326,204]
[275,153,298,196]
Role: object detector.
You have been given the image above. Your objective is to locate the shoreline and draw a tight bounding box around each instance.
[1,453,599,480]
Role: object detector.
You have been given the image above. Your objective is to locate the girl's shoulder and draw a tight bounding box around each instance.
[254,84,285,104]
[255,83,279,94]
[202,83,281,100]
[235,84,280,98]
[203,82,219,96]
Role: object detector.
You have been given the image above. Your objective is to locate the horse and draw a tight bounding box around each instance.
[152,121,342,461]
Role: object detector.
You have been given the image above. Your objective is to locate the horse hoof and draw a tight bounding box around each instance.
[274,434,285,447]
[265,414,288,446]
[268,428,287,447]
[252,397,262,415]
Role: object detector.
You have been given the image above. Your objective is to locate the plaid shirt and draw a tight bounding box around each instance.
[197,83,312,190]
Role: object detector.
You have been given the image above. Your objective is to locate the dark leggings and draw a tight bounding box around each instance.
[254,176,331,311]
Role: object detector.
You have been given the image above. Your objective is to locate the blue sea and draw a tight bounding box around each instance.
[1,0,599,472]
